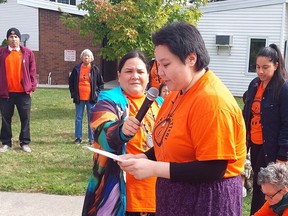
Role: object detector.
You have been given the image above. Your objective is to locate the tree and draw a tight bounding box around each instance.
[61,0,207,60]
[0,0,7,46]
[1,39,8,47]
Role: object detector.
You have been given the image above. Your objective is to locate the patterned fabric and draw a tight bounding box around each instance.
[82,87,128,216]
[82,87,162,215]
[156,175,242,216]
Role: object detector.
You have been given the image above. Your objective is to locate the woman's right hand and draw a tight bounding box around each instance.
[118,158,155,180]
[122,116,141,137]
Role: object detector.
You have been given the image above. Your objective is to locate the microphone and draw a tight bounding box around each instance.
[135,87,159,122]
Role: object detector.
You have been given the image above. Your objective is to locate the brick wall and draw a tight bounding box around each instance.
[37,9,102,85]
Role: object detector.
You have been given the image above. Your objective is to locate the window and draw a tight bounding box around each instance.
[248,38,266,73]
[208,0,226,2]
[50,0,76,5]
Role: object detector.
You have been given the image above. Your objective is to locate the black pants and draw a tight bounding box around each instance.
[250,143,267,215]
[0,93,31,147]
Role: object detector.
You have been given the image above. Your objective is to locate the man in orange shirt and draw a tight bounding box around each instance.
[0,27,37,153]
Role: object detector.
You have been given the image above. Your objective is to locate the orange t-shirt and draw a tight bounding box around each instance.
[125,94,160,212]
[153,70,246,178]
[79,64,91,100]
[250,82,265,144]
[5,50,25,92]
[254,201,288,216]
[149,61,162,90]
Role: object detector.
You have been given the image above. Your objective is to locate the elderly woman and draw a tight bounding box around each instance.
[69,49,104,145]
[253,163,288,216]
[82,51,162,216]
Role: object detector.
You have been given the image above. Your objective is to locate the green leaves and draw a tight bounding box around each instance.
[61,0,208,60]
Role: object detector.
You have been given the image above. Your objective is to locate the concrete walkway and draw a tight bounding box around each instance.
[0,192,84,216]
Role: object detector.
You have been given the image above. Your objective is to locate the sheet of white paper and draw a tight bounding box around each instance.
[83,146,124,162]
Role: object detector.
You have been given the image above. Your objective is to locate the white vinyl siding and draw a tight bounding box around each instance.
[197,0,287,96]
[0,0,87,52]
[0,0,39,51]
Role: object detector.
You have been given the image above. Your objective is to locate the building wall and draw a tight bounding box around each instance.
[0,0,39,50]
[0,0,104,85]
[285,4,288,66]
[197,0,286,96]
[37,9,101,85]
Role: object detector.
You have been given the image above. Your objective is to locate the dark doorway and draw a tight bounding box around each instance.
[101,59,117,82]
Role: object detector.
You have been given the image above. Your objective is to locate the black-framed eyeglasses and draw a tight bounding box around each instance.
[261,188,282,199]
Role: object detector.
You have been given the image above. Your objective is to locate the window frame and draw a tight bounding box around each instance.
[49,0,76,6]
[247,37,267,73]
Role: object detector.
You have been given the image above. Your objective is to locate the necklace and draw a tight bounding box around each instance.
[160,91,185,127]
[126,95,156,148]
[154,92,186,147]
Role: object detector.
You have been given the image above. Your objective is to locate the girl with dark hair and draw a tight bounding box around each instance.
[243,43,288,215]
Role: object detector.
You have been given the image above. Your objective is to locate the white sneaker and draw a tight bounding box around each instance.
[22,145,31,153]
[0,145,11,153]
[242,186,247,198]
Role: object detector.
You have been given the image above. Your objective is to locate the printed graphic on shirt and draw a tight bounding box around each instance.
[250,83,265,144]
[154,117,173,147]
[251,98,261,126]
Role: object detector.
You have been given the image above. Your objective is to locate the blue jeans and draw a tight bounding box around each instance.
[75,100,94,141]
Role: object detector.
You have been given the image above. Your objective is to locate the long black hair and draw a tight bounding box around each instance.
[256,43,287,101]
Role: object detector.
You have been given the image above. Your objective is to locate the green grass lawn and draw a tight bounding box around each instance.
[0,88,93,195]
[0,89,251,213]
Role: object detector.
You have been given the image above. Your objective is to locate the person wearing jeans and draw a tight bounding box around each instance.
[0,27,37,153]
[75,100,94,144]
[69,49,104,145]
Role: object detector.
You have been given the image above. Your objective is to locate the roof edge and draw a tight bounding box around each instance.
[17,0,87,16]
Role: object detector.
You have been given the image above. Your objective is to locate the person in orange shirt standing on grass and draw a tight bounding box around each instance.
[69,49,104,145]
[0,27,37,153]
[253,162,288,216]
